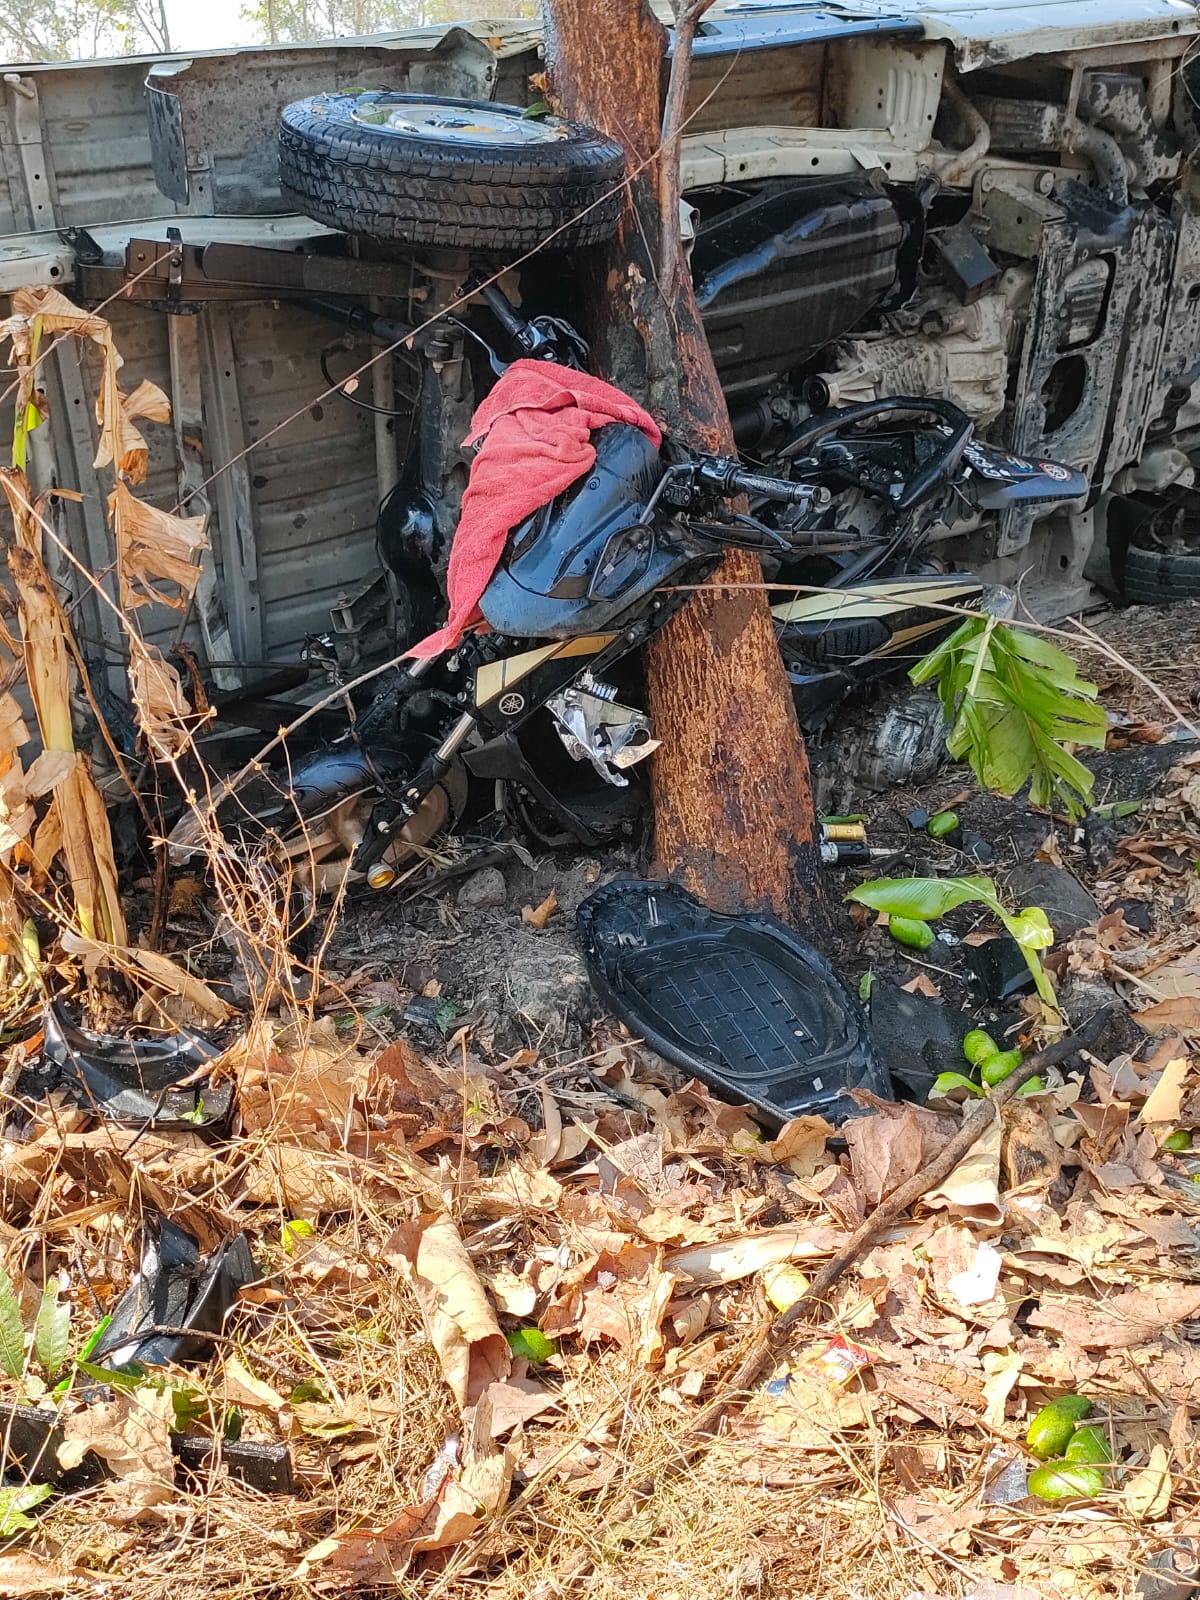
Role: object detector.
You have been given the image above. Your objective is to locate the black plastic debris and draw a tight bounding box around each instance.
[43,1001,233,1134]
[90,1216,254,1368]
[866,979,973,1102]
[576,879,888,1127]
[0,1400,294,1495]
[962,933,1036,1003]
[1006,862,1098,940]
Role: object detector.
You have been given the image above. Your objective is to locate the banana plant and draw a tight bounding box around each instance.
[912,617,1107,820]
[847,874,1058,1010]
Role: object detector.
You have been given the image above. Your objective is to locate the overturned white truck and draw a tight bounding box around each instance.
[0,2,1198,834]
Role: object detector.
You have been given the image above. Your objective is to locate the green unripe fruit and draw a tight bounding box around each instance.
[981,1049,1024,1087]
[1027,1465,1104,1501]
[889,916,935,950]
[1026,1395,1093,1459]
[963,1029,999,1066]
[1064,1425,1113,1464]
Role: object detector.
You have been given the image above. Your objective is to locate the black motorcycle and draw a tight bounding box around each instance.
[170,290,1085,892]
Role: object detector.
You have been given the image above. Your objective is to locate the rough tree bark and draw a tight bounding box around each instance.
[544,0,822,923]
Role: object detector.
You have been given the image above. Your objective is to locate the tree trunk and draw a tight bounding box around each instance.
[544,0,822,922]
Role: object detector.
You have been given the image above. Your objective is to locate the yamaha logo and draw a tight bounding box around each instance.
[498,692,526,716]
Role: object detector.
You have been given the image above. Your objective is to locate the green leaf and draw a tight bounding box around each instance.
[168,1382,207,1432]
[522,99,551,119]
[78,1315,111,1362]
[288,1379,330,1404]
[847,874,1000,922]
[1091,799,1142,820]
[33,1282,70,1380]
[1007,906,1054,951]
[507,1327,557,1362]
[75,1359,144,1389]
[434,997,465,1036]
[0,1268,24,1379]
[848,874,1059,1011]
[928,1071,986,1104]
[912,619,1103,819]
[0,1482,53,1535]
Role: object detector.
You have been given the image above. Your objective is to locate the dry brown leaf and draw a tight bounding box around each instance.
[57,1385,175,1514]
[980,1349,1024,1428]
[2,477,128,947]
[128,642,194,757]
[766,1114,832,1178]
[846,1103,950,1208]
[668,1225,846,1287]
[299,1393,515,1584]
[1036,829,1065,867]
[221,1354,288,1413]
[521,888,558,929]
[384,1213,510,1411]
[109,479,207,612]
[901,972,941,998]
[1134,995,1200,1035]
[480,1263,538,1318]
[1139,1056,1190,1125]
[1002,1099,1063,1193]
[0,1557,87,1596]
[1027,1282,1200,1348]
[572,1257,676,1359]
[476,1377,558,1437]
[473,1156,564,1216]
[1125,1442,1173,1520]
[130,946,232,1022]
[924,1114,1002,1224]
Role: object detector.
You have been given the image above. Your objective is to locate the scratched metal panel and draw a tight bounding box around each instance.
[1,62,176,231]
[684,41,826,132]
[224,300,381,658]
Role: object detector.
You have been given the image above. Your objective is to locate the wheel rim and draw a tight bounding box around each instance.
[349,99,569,147]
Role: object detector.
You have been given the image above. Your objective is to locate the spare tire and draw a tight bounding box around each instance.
[278,92,625,251]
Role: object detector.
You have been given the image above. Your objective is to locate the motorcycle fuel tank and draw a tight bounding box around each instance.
[479,423,716,639]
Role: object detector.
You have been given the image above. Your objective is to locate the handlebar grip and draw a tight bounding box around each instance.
[730,469,815,504]
[699,457,816,504]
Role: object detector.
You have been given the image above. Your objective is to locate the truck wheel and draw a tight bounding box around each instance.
[1120,536,1200,603]
[279,92,625,251]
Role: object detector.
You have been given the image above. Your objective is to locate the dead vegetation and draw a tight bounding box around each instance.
[1,290,1200,1600]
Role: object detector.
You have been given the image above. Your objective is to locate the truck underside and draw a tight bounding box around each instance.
[2,1,1199,729]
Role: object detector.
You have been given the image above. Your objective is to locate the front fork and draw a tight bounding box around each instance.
[350,650,475,886]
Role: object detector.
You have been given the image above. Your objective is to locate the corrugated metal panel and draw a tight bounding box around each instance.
[38,63,179,227]
[223,301,381,658]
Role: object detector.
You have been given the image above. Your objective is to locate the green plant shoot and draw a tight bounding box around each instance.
[911,617,1107,819]
[847,874,1058,1009]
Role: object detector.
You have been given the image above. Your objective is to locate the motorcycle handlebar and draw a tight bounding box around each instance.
[696,457,819,505]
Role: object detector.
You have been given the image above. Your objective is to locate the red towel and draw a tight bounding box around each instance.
[406,359,662,658]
